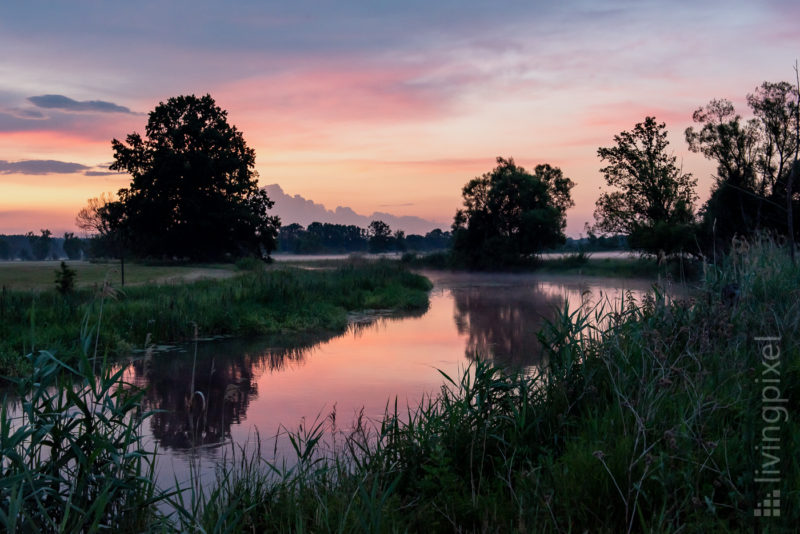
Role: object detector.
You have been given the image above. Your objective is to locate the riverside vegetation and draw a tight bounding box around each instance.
[0,260,431,376]
[1,237,798,532]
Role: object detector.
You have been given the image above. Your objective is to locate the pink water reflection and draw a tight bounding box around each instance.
[130,271,663,489]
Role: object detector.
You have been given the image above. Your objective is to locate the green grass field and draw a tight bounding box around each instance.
[0,260,431,376]
[0,260,236,290]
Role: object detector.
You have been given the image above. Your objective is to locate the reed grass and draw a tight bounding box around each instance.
[0,329,171,532]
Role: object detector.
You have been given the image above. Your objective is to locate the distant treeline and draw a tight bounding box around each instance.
[0,231,86,261]
[0,223,453,260]
[560,233,628,252]
[277,221,452,254]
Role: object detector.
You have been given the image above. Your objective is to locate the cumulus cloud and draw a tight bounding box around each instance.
[0,159,89,175]
[28,94,135,114]
[264,184,444,235]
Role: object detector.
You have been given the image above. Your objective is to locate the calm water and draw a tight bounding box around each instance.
[117,270,666,490]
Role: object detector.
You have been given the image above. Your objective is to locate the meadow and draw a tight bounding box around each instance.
[0,260,236,291]
[0,260,431,376]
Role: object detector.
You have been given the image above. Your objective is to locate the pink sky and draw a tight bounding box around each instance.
[1,1,798,236]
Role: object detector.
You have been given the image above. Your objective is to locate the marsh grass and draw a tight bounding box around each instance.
[0,351,170,532]
[0,261,432,376]
[187,236,798,532]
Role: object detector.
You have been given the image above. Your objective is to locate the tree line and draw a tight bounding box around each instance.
[0,231,84,261]
[450,76,799,268]
[277,222,451,254]
[35,74,798,269]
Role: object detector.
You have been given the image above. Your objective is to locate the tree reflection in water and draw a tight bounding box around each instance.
[452,283,565,367]
[128,309,428,451]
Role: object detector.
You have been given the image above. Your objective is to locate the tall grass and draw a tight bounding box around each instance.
[0,261,432,376]
[188,236,797,532]
[0,351,170,532]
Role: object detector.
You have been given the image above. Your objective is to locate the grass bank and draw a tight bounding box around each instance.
[0,260,431,376]
[404,250,701,280]
[194,237,797,532]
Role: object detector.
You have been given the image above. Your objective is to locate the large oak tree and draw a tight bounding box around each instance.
[108,94,279,260]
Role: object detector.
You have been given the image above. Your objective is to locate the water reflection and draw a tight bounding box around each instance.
[119,271,657,469]
[126,314,426,451]
[452,284,563,366]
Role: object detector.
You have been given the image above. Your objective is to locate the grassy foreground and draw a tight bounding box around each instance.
[0,261,431,376]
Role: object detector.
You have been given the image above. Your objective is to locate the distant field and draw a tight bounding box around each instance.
[0,260,237,290]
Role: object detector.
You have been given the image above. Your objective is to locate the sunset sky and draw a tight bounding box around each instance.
[1,1,798,236]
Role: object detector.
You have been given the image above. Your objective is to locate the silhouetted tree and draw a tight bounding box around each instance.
[593,117,697,256]
[685,81,800,248]
[109,94,279,260]
[77,194,129,284]
[26,229,52,260]
[452,157,574,268]
[393,229,406,252]
[54,261,77,294]
[0,237,9,260]
[62,232,83,260]
[368,220,393,253]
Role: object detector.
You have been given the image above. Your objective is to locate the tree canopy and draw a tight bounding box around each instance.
[685,81,800,247]
[452,157,574,268]
[106,94,279,260]
[593,117,697,256]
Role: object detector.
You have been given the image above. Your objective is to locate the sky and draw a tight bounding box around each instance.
[1,0,798,236]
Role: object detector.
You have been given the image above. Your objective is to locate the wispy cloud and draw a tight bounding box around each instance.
[28,94,136,114]
[0,159,89,175]
[84,170,124,177]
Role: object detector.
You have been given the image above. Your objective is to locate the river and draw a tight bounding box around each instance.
[116,270,677,491]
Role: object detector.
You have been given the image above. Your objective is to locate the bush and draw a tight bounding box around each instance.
[54,261,77,294]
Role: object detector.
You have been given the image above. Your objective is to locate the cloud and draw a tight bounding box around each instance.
[84,170,124,176]
[28,94,135,114]
[4,107,47,120]
[0,159,89,175]
[264,183,445,235]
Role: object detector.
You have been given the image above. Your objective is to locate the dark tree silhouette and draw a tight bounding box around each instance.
[685,81,800,248]
[0,237,9,260]
[593,117,697,256]
[368,220,393,253]
[62,232,83,260]
[109,94,279,260]
[26,229,52,260]
[452,157,574,268]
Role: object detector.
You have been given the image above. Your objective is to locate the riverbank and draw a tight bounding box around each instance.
[0,260,431,376]
[404,250,701,281]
